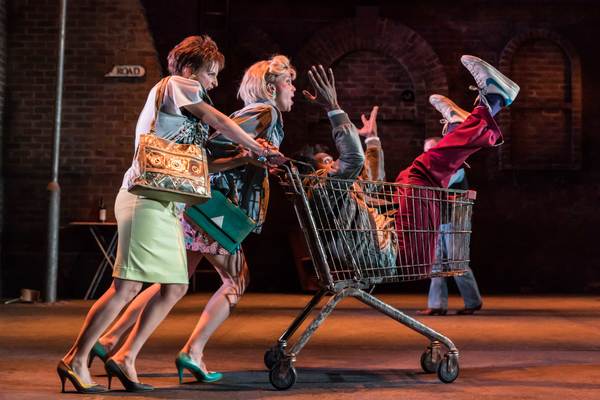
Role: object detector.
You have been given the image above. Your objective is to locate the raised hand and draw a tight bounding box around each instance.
[358,106,379,138]
[302,65,340,111]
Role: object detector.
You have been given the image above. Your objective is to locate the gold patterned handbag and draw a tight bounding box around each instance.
[127,77,211,205]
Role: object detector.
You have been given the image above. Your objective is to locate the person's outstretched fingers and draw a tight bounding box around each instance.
[312,65,327,89]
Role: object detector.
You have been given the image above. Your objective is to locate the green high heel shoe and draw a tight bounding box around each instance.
[104,358,154,392]
[175,352,223,383]
[87,341,109,368]
[56,360,108,393]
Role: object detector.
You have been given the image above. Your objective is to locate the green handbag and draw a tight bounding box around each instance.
[184,190,256,254]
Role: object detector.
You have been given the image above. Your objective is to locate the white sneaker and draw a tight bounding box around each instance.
[429,94,469,124]
[460,55,520,107]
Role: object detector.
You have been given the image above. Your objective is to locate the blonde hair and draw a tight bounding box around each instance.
[237,55,296,106]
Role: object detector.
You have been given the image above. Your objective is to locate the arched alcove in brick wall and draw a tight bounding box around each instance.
[293,18,447,176]
[498,29,582,170]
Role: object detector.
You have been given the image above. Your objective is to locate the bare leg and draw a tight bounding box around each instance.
[61,278,142,385]
[180,250,249,372]
[99,284,159,351]
[100,250,204,351]
[109,282,189,382]
[186,250,206,281]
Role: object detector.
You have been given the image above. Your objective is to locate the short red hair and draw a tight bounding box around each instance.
[167,35,225,75]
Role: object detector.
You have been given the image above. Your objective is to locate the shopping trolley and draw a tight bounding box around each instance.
[265,163,476,390]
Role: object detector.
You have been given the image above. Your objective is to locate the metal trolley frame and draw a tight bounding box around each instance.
[266,164,477,390]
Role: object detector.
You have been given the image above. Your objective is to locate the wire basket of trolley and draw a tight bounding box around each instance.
[265,162,477,390]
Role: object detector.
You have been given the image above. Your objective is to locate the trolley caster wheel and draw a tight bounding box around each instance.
[264,346,284,369]
[420,350,439,373]
[437,354,459,383]
[269,359,297,390]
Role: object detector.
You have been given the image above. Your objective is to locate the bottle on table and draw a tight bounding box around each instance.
[98,197,107,222]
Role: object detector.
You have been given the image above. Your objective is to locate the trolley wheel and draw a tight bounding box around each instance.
[269,359,297,390]
[264,347,283,369]
[420,350,439,373]
[437,354,459,383]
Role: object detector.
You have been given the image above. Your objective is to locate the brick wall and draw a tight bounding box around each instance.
[509,36,572,165]
[4,0,600,297]
[499,30,582,170]
[4,0,161,296]
[331,50,423,176]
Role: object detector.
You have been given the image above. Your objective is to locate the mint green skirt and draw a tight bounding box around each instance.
[112,189,188,284]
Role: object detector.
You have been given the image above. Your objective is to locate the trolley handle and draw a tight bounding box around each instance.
[447,190,477,202]
[270,157,316,195]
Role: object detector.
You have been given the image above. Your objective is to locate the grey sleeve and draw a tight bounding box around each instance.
[328,112,365,180]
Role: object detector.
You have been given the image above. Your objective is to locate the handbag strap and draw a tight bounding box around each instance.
[149,76,171,135]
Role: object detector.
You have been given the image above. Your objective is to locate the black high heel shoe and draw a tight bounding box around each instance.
[104,359,153,392]
[56,360,108,393]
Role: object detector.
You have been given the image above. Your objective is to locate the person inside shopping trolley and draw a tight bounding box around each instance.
[299,56,519,277]
[297,65,397,278]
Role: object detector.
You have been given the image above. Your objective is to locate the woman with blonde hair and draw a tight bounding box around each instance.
[57,36,280,394]
[88,54,296,384]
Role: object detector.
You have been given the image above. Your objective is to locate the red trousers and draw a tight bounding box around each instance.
[394,106,501,271]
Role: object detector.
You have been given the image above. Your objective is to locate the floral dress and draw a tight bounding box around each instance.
[182,100,284,254]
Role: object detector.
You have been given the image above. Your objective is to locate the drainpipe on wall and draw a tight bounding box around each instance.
[0,0,6,299]
[45,0,67,303]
